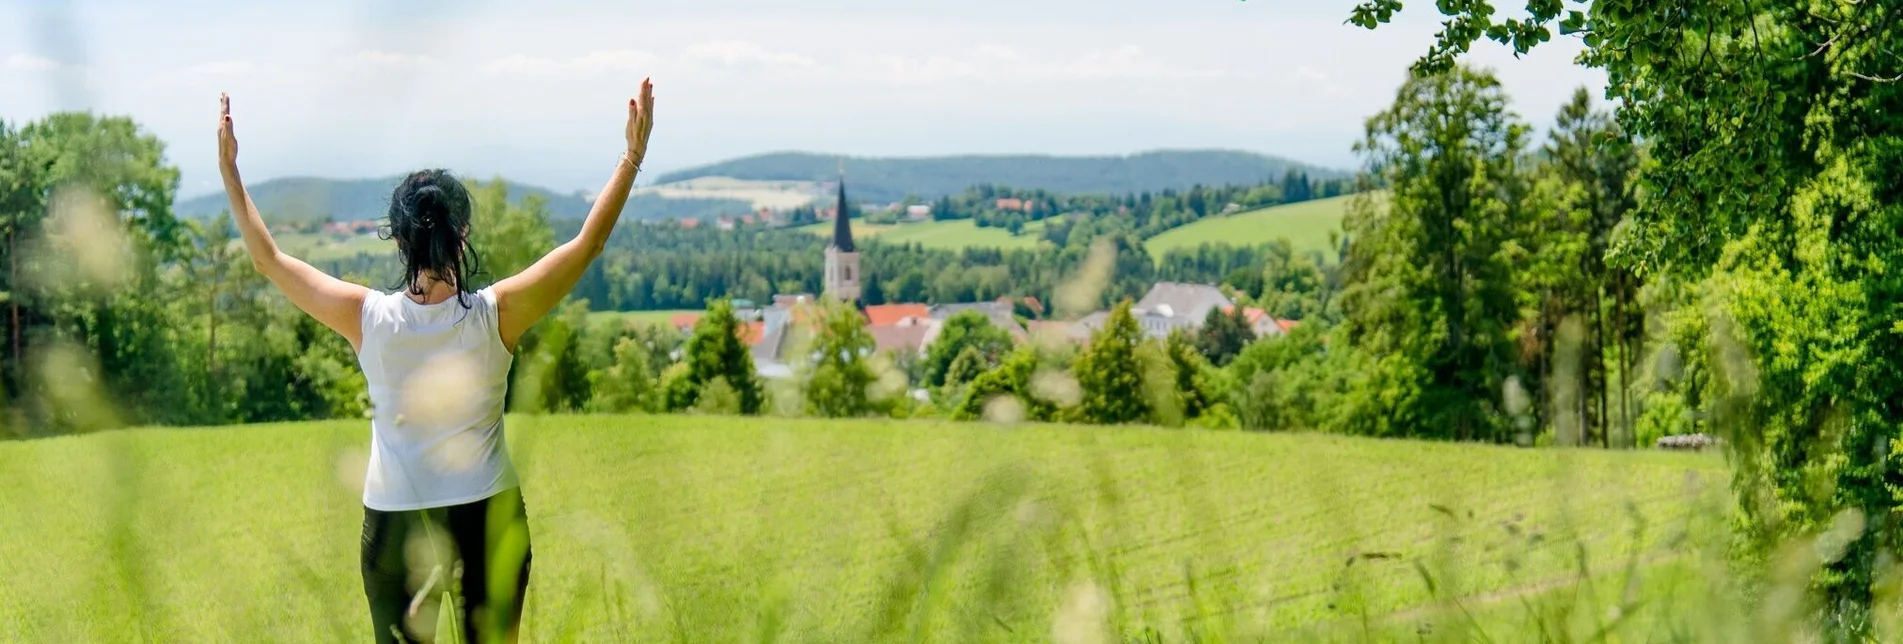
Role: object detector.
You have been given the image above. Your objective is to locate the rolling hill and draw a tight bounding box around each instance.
[1145,194,1363,260]
[0,416,1729,641]
[175,176,755,227]
[655,150,1350,204]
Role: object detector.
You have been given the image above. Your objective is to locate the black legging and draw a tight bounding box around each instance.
[361,487,532,643]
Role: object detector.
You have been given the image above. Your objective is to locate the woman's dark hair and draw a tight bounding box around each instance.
[381,169,480,307]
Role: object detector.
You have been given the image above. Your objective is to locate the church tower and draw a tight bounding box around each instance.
[824,163,862,303]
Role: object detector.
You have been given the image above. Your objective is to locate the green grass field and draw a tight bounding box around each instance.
[276,232,396,262]
[796,219,1045,251]
[1145,195,1361,260]
[0,416,1734,642]
[583,309,694,333]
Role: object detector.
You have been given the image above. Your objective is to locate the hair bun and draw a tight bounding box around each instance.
[410,184,446,229]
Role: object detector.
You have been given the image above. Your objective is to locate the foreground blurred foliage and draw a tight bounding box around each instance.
[1355,0,1903,635]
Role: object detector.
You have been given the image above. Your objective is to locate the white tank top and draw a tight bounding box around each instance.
[356,287,519,511]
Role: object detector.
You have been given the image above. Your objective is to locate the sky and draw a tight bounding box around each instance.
[1,0,1605,199]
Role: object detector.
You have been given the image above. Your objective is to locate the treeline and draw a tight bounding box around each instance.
[652,150,1346,204]
[903,169,1351,235]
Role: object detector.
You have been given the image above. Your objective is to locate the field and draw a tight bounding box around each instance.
[796,219,1046,251]
[1145,195,1360,260]
[276,231,396,262]
[634,176,819,211]
[0,416,1735,642]
[584,309,694,332]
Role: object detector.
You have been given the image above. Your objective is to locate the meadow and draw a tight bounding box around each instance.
[1144,195,1357,260]
[584,309,694,333]
[796,219,1046,251]
[0,416,1736,642]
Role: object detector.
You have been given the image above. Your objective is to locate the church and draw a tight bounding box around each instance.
[744,168,1027,379]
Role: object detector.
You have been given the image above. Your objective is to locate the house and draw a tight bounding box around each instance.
[864,303,930,328]
[906,204,932,220]
[1075,282,1235,340]
[679,218,701,229]
[869,324,933,356]
[928,300,1028,342]
[669,312,702,333]
[1225,306,1288,339]
[995,197,1024,212]
[716,216,736,231]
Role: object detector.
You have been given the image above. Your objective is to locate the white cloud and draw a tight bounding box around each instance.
[6,54,59,72]
[684,40,816,69]
[484,49,660,76]
[187,61,255,76]
[350,50,433,67]
[856,45,1232,84]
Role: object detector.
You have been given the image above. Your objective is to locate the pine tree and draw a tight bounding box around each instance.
[680,298,762,415]
[1073,301,1150,425]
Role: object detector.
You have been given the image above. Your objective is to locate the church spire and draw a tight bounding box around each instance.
[830,158,855,253]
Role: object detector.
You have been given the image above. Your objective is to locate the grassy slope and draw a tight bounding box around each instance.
[583,309,693,332]
[0,417,1729,642]
[1145,195,1358,260]
[795,219,1045,251]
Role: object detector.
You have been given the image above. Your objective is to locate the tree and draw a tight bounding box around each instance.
[1197,305,1253,367]
[952,346,1062,422]
[513,301,590,413]
[1165,329,1217,421]
[798,299,878,417]
[677,298,762,414]
[1335,66,1535,442]
[465,178,555,285]
[1072,301,1150,425]
[587,336,656,413]
[921,310,1015,388]
[1355,0,1903,631]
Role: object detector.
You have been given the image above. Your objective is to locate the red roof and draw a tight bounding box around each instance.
[669,313,702,330]
[864,303,930,327]
[741,321,766,346]
[1276,319,1299,332]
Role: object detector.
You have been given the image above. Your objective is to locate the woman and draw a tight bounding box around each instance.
[216,79,655,643]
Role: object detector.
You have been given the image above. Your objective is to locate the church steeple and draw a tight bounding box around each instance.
[824,157,863,303]
[830,160,855,252]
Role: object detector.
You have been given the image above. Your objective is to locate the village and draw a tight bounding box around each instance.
[661,176,1300,380]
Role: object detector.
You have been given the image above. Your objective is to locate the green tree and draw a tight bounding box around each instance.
[1355,0,1903,631]
[1335,66,1534,442]
[587,336,656,413]
[1073,301,1150,425]
[1196,304,1253,367]
[921,310,1014,388]
[1165,329,1217,421]
[465,178,555,285]
[513,301,590,413]
[676,298,762,414]
[799,299,878,418]
[952,346,1062,422]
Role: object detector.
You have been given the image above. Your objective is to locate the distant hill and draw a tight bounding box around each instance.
[1144,194,1361,261]
[176,176,754,226]
[653,150,1349,204]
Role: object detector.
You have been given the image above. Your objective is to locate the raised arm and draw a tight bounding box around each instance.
[494,78,655,352]
[218,93,370,350]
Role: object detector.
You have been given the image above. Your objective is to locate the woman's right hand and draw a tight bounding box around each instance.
[626,78,655,167]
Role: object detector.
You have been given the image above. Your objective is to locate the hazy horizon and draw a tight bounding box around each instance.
[3,0,1605,199]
